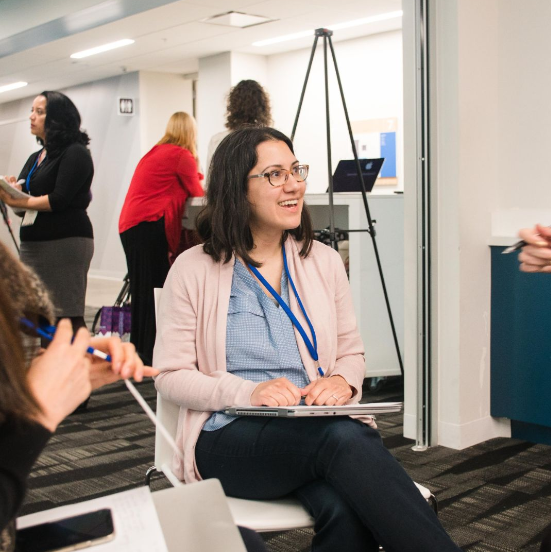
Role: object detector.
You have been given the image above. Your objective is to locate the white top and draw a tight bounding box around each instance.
[205,130,230,182]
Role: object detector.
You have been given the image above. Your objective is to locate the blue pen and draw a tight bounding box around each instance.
[20,317,112,362]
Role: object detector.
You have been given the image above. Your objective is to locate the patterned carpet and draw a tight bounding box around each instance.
[19,310,551,550]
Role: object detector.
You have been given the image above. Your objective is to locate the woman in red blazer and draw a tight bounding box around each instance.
[119,112,204,365]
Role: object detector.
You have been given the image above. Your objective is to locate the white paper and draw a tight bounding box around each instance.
[17,486,169,552]
[0,176,31,200]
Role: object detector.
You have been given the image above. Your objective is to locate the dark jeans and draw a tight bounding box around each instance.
[120,218,170,365]
[196,417,462,552]
[238,526,268,552]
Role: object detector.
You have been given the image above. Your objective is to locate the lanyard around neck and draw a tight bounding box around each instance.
[25,150,45,193]
[248,247,324,377]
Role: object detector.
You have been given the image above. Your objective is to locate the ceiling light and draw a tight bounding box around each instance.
[0,81,28,94]
[202,11,274,28]
[70,39,134,59]
[252,11,403,47]
[330,11,403,31]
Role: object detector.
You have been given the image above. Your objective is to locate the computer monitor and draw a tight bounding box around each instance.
[331,158,384,193]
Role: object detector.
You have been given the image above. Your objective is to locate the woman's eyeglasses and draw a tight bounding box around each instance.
[248,164,309,188]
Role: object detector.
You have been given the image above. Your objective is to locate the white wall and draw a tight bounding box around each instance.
[434,0,509,449]
[197,53,232,173]
[267,31,403,194]
[496,1,551,213]
[139,72,193,155]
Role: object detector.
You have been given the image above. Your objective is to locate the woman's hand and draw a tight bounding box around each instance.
[27,319,92,432]
[0,186,30,209]
[301,375,353,406]
[518,224,551,273]
[87,337,159,389]
[251,377,303,407]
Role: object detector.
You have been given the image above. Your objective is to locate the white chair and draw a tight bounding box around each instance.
[146,288,436,533]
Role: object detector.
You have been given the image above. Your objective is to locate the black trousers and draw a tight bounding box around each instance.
[197,417,462,552]
[120,218,170,365]
[238,527,268,552]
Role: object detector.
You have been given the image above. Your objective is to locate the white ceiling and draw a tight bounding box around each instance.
[0,0,402,105]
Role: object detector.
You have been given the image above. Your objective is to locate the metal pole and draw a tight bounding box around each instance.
[322,31,337,250]
[412,0,431,451]
[291,35,319,142]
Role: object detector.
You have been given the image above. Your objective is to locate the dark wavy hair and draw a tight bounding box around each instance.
[0,285,41,424]
[196,127,313,267]
[225,80,272,131]
[38,91,90,158]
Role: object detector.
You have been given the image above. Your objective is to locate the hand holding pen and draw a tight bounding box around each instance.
[509,224,551,273]
[22,317,158,390]
[26,319,93,432]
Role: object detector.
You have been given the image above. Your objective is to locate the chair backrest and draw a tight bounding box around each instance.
[153,288,181,468]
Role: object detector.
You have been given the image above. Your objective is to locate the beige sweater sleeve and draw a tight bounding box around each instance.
[153,256,257,411]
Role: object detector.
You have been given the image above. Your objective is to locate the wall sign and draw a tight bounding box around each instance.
[118,97,134,116]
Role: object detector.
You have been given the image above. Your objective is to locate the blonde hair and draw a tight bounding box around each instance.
[157,111,198,159]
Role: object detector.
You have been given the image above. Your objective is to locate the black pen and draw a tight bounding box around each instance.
[501,240,525,254]
[502,226,551,254]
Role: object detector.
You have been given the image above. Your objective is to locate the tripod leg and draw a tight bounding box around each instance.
[291,35,319,141]
[323,35,337,251]
[327,35,404,375]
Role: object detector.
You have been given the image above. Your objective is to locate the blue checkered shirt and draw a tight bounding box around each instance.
[202,258,310,431]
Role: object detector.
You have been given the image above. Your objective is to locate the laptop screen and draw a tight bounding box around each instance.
[331,158,384,193]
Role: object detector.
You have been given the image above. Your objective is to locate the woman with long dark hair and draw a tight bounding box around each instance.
[0,91,94,333]
[154,127,462,552]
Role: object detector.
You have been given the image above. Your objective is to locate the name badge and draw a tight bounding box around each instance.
[22,210,38,226]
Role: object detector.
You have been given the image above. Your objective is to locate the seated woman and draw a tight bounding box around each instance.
[154,127,462,552]
[0,243,155,551]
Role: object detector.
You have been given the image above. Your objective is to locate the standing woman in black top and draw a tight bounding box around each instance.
[0,91,94,332]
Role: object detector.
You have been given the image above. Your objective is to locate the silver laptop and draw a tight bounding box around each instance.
[223,402,402,418]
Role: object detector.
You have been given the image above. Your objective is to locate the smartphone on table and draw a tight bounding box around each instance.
[16,508,115,552]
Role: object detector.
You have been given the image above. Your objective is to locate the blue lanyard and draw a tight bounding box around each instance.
[248,247,325,377]
[25,150,44,193]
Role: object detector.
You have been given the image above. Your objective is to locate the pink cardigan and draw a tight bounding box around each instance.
[154,237,374,483]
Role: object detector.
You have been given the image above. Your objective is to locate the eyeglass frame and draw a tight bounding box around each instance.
[247,164,309,187]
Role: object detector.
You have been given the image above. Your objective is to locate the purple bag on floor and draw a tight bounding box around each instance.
[95,306,131,341]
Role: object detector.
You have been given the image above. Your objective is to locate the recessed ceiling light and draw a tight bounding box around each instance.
[70,39,134,59]
[201,11,274,28]
[252,11,403,47]
[0,81,28,94]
